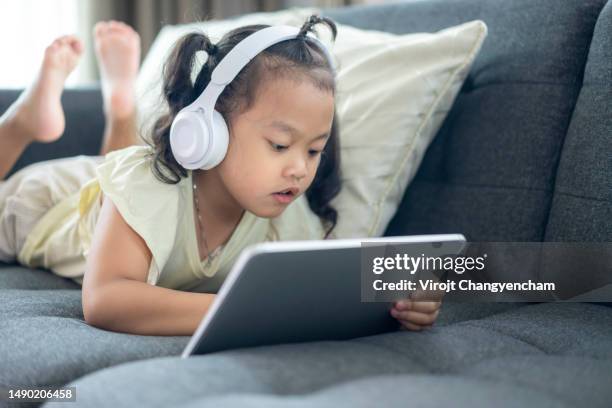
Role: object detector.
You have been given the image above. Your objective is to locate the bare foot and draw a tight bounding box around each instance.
[94,21,140,120]
[7,35,83,143]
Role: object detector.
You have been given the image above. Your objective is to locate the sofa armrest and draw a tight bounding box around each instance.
[0,87,105,177]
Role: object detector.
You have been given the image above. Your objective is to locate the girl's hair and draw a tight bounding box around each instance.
[145,15,341,238]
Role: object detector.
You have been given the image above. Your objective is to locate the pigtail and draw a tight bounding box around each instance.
[163,32,218,113]
[145,32,219,184]
[297,14,337,41]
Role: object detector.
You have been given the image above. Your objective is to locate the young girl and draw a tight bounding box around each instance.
[0,16,441,336]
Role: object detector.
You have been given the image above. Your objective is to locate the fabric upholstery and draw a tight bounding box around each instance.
[0,289,188,388]
[0,264,79,290]
[0,284,514,390]
[44,303,612,408]
[326,0,610,241]
[545,0,612,242]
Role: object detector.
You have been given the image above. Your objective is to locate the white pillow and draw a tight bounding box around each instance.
[136,8,487,239]
[329,20,487,238]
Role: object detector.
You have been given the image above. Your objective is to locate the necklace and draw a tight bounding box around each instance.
[192,173,214,268]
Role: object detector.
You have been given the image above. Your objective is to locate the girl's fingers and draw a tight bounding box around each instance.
[391,308,439,326]
[390,298,442,331]
[393,300,441,313]
[412,301,441,313]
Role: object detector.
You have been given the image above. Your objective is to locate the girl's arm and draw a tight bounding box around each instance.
[82,195,214,336]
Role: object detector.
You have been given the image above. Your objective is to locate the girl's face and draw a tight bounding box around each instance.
[216,77,335,218]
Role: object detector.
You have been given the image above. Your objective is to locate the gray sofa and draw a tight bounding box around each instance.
[1,0,611,406]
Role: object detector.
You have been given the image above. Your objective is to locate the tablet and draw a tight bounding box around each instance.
[182,233,466,357]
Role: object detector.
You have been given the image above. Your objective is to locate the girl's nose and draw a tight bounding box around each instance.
[286,155,308,180]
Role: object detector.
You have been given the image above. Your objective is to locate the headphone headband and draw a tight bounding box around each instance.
[186,25,335,113]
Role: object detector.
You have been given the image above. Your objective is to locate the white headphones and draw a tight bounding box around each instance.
[169,25,335,170]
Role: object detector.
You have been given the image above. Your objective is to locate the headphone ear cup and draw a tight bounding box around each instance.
[170,110,209,170]
[202,109,229,170]
[170,109,229,170]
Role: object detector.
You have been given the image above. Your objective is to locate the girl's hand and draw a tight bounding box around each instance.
[390,298,442,331]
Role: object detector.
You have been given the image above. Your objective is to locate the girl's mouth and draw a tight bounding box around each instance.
[272,188,298,204]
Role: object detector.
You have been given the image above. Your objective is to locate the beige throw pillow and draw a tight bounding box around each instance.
[135,8,487,239]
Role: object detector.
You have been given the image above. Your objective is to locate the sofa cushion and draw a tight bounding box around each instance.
[43,303,612,408]
[545,0,612,242]
[0,263,80,290]
[0,290,188,387]
[0,286,513,390]
[324,0,608,241]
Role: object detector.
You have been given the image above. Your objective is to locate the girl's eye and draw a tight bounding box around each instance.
[270,142,288,152]
[309,149,322,157]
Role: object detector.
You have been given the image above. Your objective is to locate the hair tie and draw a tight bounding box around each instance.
[208,44,218,55]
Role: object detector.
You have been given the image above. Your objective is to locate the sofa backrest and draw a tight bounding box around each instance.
[326,0,609,242]
[545,0,612,242]
[2,0,608,243]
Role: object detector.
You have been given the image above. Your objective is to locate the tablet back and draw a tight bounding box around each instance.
[183,234,465,356]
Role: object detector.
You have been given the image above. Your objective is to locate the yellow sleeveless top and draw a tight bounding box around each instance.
[17,145,326,291]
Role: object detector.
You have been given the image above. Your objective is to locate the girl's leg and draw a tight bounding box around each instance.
[0,155,102,263]
[0,119,30,182]
[94,21,142,155]
[0,36,83,180]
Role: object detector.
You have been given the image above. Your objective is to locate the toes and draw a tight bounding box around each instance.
[94,20,135,38]
[48,35,83,56]
[109,20,131,30]
[59,35,82,49]
[93,21,109,37]
[107,20,127,34]
[94,19,139,35]
[120,22,137,35]
[108,20,137,35]
[68,38,84,55]
[108,20,122,29]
